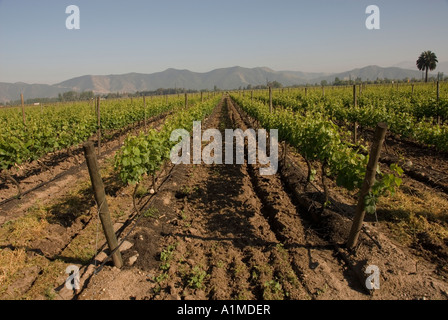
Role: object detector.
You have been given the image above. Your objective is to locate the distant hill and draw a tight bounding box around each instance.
[0,65,438,103]
[393,61,448,75]
[0,82,69,104]
[54,66,319,94]
[314,65,433,83]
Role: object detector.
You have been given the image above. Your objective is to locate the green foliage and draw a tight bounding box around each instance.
[365,164,404,215]
[115,130,165,185]
[159,244,176,271]
[231,94,369,191]
[263,279,283,300]
[143,207,159,218]
[0,95,185,172]
[256,85,448,152]
[232,90,406,212]
[114,96,220,186]
[187,266,207,289]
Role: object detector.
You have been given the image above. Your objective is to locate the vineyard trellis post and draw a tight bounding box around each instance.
[353,85,358,144]
[347,122,388,250]
[143,95,147,129]
[96,97,101,156]
[83,141,123,268]
[437,81,440,124]
[269,86,273,113]
[185,93,188,108]
[21,93,26,127]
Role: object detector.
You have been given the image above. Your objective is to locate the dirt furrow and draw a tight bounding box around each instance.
[76,95,448,301]
[0,111,171,215]
[79,97,310,300]
[227,97,368,299]
[0,110,175,299]
[229,96,448,300]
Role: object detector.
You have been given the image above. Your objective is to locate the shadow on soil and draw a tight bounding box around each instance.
[46,188,94,227]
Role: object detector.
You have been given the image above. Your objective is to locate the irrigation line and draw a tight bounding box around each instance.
[90,98,222,276]
[231,97,382,250]
[0,112,172,209]
[93,198,107,269]
[285,154,383,250]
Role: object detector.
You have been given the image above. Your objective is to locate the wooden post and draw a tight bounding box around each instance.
[437,81,440,125]
[347,123,388,250]
[96,97,101,156]
[353,85,358,144]
[83,142,123,268]
[21,94,26,126]
[143,95,147,129]
[305,87,308,97]
[185,93,188,108]
[201,91,203,103]
[269,86,273,113]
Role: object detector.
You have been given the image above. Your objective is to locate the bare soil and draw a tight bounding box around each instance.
[76,97,448,300]
[356,125,448,277]
[2,96,448,300]
[0,112,170,226]
[0,112,169,299]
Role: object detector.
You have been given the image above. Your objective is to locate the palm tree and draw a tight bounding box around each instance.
[416,51,438,82]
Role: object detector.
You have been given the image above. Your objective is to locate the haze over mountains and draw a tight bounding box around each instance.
[393,61,448,73]
[1,64,445,103]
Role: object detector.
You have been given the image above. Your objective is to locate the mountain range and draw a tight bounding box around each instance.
[1,64,445,104]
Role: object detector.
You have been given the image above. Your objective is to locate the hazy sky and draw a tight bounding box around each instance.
[1,0,447,84]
